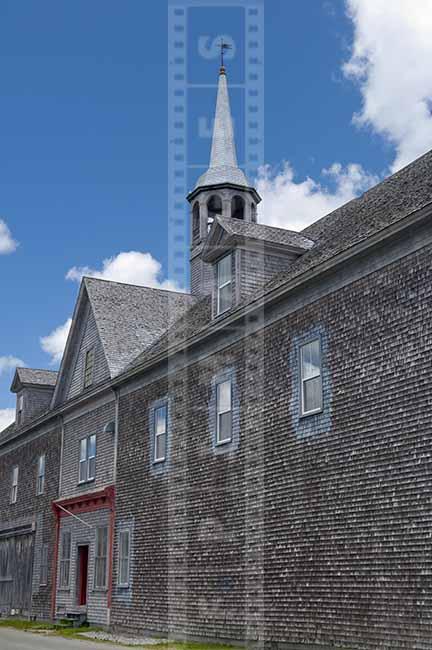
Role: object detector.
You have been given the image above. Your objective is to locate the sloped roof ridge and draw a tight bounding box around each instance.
[83,275,191,297]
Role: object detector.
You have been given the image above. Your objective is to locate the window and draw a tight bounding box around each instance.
[192,202,200,242]
[83,348,94,388]
[231,195,245,220]
[216,255,232,315]
[216,379,232,444]
[10,466,18,504]
[37,454,46,495]
[40,544,48,586]
[207,194,223,231]
[79,434,96,483]
[59,531,71,588]
[300,339,323,416]
[154,404,168,463]
[17,395,23,425]
[94,527,108,589]
[118,530,130,587]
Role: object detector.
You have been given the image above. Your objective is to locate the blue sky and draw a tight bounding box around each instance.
[1,0,431,421]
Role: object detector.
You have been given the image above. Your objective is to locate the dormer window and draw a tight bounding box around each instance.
[84,348,94,389]
[216,254,232,315]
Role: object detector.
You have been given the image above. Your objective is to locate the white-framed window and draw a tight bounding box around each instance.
[154,404,168,463]
[83,348,95,388]
[118,529,130,588]
[10,466,18,504]
[40,543,48,586]
[36,454,46,495]
[300,339,323,416]
[79,434,96,484]
[216,254,232,315]
[59,531,71,588]
[94,526,108,589]
[216,379,232,444]
[17,395,23,425]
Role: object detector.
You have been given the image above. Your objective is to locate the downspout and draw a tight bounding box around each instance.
[58,415,64,497]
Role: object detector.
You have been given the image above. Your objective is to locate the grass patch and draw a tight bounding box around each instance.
[0,620,239,650]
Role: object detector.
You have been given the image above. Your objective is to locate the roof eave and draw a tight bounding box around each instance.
[187,182,261,204]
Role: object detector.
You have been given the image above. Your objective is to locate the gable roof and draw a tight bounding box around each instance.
[11,367,58,393]
[52,276,196,406]
[202,216,314,262]
[84,277,196,377]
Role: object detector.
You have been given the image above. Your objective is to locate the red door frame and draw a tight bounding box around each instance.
[77,545,89,606]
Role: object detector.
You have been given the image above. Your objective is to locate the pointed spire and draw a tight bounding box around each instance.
[195,67,249,189]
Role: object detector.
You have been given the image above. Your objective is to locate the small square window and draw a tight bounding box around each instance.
[300,339,323,416]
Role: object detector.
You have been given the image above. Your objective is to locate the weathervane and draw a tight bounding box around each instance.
[219,38,232,72]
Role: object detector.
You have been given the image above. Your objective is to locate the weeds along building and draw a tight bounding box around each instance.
[2,64,432,649]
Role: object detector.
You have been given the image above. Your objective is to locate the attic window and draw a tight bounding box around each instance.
[17,395,23,425]
[84,348,95,388]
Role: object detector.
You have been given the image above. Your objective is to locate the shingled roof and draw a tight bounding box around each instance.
[11,367,58,393]
[218,217,314,249]
[265,149,432,292]
[84,277,196,377]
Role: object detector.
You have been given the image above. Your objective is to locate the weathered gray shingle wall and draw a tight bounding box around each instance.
[113,243,432,649]
[0,426,61,620]
[60,400,115,498]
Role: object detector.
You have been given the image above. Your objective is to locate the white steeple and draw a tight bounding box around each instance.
[195,67,249,189]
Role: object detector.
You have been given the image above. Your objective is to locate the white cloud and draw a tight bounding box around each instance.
[0,408,15,432]
[0,355,24,377]
[40,318,72,365]
[0,219,18,254]
[66,251,182,292]
[256,162,378,231]
[344,0,432,172]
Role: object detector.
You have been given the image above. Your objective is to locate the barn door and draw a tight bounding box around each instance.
[0,533,34,616]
